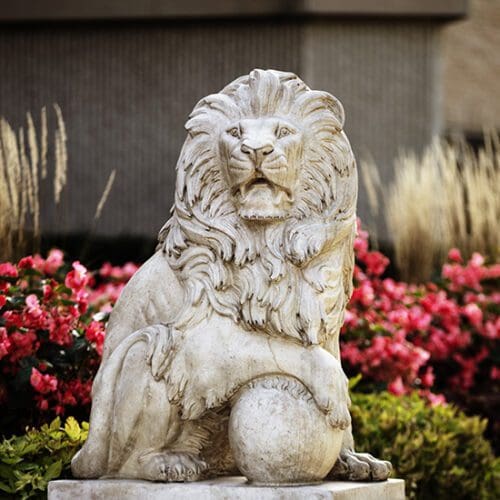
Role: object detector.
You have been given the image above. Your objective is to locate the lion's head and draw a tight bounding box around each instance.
[159,69,357,344]
[219,114,302,221]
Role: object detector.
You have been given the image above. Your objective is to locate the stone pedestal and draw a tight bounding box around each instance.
[48,477,405,499]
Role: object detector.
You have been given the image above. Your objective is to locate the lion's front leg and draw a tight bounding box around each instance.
[166,317,350,430]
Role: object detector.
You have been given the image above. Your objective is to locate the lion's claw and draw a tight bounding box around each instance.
[329,450,393,481]
[139,452,207,482]
[285,223,327,266]
[327,405,351,430]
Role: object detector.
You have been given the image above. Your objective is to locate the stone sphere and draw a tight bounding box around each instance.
[228,376,343,485]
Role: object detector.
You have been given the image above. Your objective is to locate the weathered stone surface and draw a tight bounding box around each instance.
[229,377,344,485]
[70,69,393,485]
[49,477,405,500]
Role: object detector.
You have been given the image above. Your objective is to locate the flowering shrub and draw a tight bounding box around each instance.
[0,251,137,436]
[342,222,500,411]
[0,228,498,447]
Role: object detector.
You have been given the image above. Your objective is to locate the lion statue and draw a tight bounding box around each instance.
[72,69,392,483]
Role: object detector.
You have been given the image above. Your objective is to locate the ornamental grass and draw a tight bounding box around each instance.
[362,133,500,282]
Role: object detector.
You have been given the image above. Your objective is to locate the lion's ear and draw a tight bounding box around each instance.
[325,94,345,131]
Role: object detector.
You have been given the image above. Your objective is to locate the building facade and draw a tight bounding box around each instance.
[0,1,466,242]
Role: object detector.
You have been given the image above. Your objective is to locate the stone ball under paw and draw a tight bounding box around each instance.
[228,376,343,485]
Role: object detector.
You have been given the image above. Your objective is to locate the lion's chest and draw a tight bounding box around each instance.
[231,256,340,345]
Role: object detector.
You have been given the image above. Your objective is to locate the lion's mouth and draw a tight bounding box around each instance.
[237,177,293,202]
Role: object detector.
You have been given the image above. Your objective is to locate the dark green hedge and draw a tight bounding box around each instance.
[351,391,499,499]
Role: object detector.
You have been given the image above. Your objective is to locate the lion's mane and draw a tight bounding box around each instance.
[159,69,357,346]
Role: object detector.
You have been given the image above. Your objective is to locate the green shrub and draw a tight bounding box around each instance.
[351,390,500,499]
[0,417,87,499]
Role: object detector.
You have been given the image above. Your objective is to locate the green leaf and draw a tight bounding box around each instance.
[1,457,23,465]
[0,480,15,493]
[54,284,72,295]
[64,418,80,441]
[43,460,62,481]
[48,418,61,432]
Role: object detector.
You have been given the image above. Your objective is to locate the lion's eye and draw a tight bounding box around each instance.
[228,127,241,139]
[277,127,293,139]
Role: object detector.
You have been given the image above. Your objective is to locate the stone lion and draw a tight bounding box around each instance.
[72,69,392,483]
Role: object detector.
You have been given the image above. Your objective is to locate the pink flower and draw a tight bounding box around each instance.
[9,330,38,361]
[42,284,53,300]
[447,248,462,263]
[23,294,47,329]
[0,327,11,360]
[3,310,22,328]
[351,281,375,307]
[408,306,432,331]
[485,264,500,280]
[60,389,77,406]
[364,251,389,277]
[482,319,499,340]
[73,379,93,405]
[470,252,485,267]
[421,367,435,388]
[388,376,406,396]
[18,256,34,269]
[88,282,126,309]
[341,341,363,365]
[0,262,18,278]
[422,391,447,407]
[65,261,89,291]
[462,303,483,329]
[36,397,49,411]
[75,288,89,314]
[48,314,74,346]
[44,249,64,274]
[382,278,406,301]
[100,262,139,281]
[85,320,105,355]
[30,368,58,394]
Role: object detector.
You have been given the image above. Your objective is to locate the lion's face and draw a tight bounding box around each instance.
[219,116,303,221]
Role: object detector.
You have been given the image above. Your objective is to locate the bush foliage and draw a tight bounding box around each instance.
[351,389,500,499]
[343,222,499,450]
[0,252,136,436]
[0,417,87,499]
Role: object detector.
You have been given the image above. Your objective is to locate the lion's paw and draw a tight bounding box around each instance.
[285,223,327,266]
[326,402,351,430]
[307,347,350,416]
[139,452,207,482]
[329,450,392,481]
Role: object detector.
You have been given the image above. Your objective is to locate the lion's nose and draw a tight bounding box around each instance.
[241,142,274,160]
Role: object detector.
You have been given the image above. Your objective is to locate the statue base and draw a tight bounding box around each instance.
[48,476,405,499]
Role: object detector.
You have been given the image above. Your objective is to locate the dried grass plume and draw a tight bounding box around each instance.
[0,105,68,261]
[362,134,499,282]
